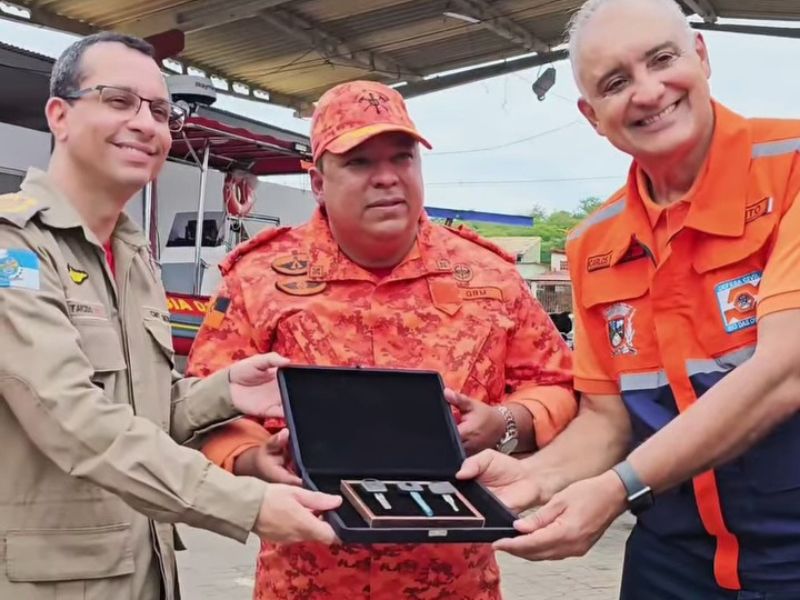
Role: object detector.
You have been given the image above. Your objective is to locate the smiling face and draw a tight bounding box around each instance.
[46,42,173,195]
[573,0,714,162]
[310,132,424,264]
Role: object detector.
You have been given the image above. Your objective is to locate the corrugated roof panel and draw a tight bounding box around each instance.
[392,33,521,71]
[342,19,470,55]
[279,64,370,96]
[0,39,56,63]
[713,0,800,20]
[323,0,450,35]
[518,13,582,45]
[188,18,302,54]
[17,0,800,109]
[302,0,421,22]
[35,0,188,28]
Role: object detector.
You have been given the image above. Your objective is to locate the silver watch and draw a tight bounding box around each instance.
[495,405,518,454]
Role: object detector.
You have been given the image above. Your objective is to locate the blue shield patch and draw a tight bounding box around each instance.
[714,271,761,334]
[0,248,40,291]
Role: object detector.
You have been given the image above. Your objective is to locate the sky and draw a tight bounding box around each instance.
[0,11,798,217]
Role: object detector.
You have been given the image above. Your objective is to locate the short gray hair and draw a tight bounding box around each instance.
[50,32,154,98]
[567,0,693,73]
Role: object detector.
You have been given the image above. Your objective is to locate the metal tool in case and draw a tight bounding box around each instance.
[428,481,460,512]
[361,478,392,510]
[397,481,434,517]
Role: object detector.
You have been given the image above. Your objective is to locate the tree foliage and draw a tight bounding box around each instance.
[456,196,603,263]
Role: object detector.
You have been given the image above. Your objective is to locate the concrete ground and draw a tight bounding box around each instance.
[176,514,633,599]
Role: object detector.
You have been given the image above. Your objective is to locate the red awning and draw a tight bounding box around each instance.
[169,115,310,176]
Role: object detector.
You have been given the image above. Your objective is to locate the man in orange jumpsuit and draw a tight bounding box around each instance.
[185,80,576,599]
[458,0,800,598]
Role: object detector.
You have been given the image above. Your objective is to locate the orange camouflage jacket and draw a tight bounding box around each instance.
[187,209,575,600]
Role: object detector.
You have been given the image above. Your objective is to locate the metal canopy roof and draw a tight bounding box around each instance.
[0,41,311,176]
[10,0,800,113]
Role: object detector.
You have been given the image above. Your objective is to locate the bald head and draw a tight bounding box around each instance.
[568,0,694,92]
[564,0,713,166]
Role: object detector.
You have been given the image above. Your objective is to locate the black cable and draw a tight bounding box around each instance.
[427,120,582,156]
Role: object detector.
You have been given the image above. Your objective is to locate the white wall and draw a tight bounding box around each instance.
[0,122,51,175]
[551,251,568,272]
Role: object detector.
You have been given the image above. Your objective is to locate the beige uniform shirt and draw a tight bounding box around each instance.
[0,169,267,600]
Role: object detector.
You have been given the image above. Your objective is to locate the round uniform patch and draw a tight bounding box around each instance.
[0,254,22,280]
[275,279,327,296]
[453,263,473,283]
[734,292,755,313]
[271,252,309,275]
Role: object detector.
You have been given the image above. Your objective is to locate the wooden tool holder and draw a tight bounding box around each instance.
[341,479,486,528]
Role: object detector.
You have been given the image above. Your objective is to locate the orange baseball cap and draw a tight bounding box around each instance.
[309,80,432,164]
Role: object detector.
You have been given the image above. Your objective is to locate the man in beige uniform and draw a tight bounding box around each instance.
[0,32,340,600]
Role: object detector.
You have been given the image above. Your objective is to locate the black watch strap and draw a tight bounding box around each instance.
[611,460,654,516]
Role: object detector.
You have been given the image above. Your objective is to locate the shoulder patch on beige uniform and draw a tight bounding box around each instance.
[0,194,43,228]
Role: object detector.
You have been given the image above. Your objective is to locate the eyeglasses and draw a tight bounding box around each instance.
[60,85,187,132]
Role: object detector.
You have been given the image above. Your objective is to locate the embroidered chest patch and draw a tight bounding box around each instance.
[604,302,637,356]
[715,271,762,334]
[68,264,89,285]
[0,248,39,291]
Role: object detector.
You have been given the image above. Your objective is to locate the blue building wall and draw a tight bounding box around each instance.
[425,206,533,228]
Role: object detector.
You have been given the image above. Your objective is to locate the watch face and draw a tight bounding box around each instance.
[498,437,518,454]
[629,487,655,516]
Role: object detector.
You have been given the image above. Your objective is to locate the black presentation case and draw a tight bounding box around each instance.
[277,365,520,544]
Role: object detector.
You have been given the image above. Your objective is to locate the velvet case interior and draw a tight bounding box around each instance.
[278,365,520,543]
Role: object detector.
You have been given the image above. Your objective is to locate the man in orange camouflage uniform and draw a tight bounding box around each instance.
[187,80,575,600]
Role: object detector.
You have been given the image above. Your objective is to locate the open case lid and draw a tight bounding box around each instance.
[278,365,465,478]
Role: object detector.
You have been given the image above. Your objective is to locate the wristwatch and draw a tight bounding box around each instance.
[611,460,654,516]
[495,405,518,454]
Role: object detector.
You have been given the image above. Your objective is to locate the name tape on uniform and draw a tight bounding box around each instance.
[67,300,107,320]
